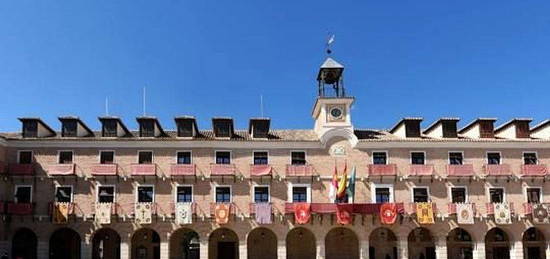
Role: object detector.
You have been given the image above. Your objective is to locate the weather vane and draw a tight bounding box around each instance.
[326,34,335,55]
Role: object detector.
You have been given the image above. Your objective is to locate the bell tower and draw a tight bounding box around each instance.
[312,49,357,147]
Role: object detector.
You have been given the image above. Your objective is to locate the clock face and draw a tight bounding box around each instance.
[330,107,343,118]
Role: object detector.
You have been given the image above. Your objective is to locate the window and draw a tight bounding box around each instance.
[291,151,306,165]
[102,120,117,137]
[487,152,501,165]
[524,152,538,165]
[176,186,193,203]
[489,188,504,203]
[449,152,463,165]
[375,187,391,203]
[58,151,73,164]
[18,151,33,164]
[451,187,467,203]
[372,152,387,165]
[292,186,308,202]
[55,186,73,203]
[140,120,155,137]
[176,151,192,164]
[215,187,231,203]
[177,121,194,137]
[22,121,38,138]
[254,186,269,203]
[137,186,154,203]
[253,151,269,165]
[97,186,115,203]
[100,151,114,164]
[138,151,153,164]
[413,187,429,203]
[15,186,32,203]
[62,120,77,137]
[411,152,425,165]
[527,188,541,203]
[215,151,231,164]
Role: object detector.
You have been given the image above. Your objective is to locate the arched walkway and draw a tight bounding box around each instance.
[523,228,546,259]
[325,227,359,259]
[132,228,161,259]
[446,228,473,259]
[369,227,397,259]
[485,228,510,259]
[170,228,200,259]
[12,228,37,259]
[49,228,81,259]
[286,227,316,259]
[92,228,121,259]
[408,228,435,259]
[209,228,239,259]
[247,227,277,259]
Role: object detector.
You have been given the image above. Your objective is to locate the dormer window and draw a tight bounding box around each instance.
[62,120,77,137]
[140,120,155,137]
[22,121,38,138]
[102,120,117,137]
[212,118,234,138]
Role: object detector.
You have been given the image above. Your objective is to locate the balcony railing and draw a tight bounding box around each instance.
[132,202,158,215]
[8,163,35,175]
[130,164,157,176]
[446,164,474,177]
[522,203,550,215]
[250,164,272,176]
[409,164,435,176]
[210,164,236,176]
[47,164,75,176]
[521,165,547,177]
[407,202,438,215]
[91,164,118,176]
[368,164,397,176]
[286,164,314,177]
[447,203,476,215]
[484,164,512,176]
[167,202,197,215]
[249,202,273,215]
[209,202,235,216]
[170,164,196,176]
[48,202,76,215]
[284,202,404,214]
[6,202,34,215]
[93,202,118,215]
[485,203,514,215]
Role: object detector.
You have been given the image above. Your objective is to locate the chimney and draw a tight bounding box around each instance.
[495,118,532,139]
[249,118,271,139]
[174,116,198,138]
[423,118,460,138]
[18,118,56,138]
[389,117,422,138]
[458,118,496,138]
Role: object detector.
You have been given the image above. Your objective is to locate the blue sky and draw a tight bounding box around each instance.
[1,1,550,132]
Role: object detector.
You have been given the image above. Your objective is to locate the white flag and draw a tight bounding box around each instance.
[175,202,193,225]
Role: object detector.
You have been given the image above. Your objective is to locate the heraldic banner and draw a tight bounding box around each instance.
[175,202,193,225]
[416,202,435,224]
[456,203,474,224]
[254,203,272,224]
[336,204,353,225]
[135,202,153,224]
[95,202,112,225]
[532,203,550,224]
[215,203,230,224]
[494,203,512,225]
[294,203,311,224]
[380,203,397,225]
[53,202,71,224]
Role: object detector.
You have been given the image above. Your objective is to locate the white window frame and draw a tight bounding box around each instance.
[411,186,430,203]
[136,184,155,203]
[96,184,116,203]
[17,150,33,164]
[57,150,74,164]
[55,185,74,203]
[524,186,543,203]
[288,182,311,203]
[448,151,464,165]
[137,150,154,163]
[486,151,502,165]
[371,183,394,203]
[449,186,468,203]
[252,184,271,203]
[98,150,116,164]
[487,187,506,203]
[214,150,232,164]
[372,150,389,165]
[175,150,193,164]
[14,185,33,203]
[523,151,538,165]
[252,150,269,164]
[175,184,194,203]
[213,185,232,203]
[290,150,307,165]
[410,151,426,165]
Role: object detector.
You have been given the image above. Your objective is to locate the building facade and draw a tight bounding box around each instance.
[1,57,550,259]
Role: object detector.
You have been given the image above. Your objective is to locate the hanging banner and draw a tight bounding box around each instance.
[336,204,353,225]
[175,203,193,225]
[135,202,153,224]
[416,203,435,224]
[336,164,348,199]
[494,203,511,225]
[95,202,112,225]
[456,203,474,224]
[53,202,70,224]
[294,203,311,224]
[255,203,272,224]
[215,203,230,224]
[380,203,397,225]
[532,203,550,224]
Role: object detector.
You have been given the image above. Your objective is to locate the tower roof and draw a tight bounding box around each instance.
[320,57,344,69]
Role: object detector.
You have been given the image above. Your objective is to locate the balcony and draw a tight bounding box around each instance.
[521,165,547,177]
[167,202,197,215]
[130,164,157,176]
[446,164,474,177]
[93,202,118,215]
[484,164,512,176]
[209,202,235,216]
[286,164,314,177]
[170,164,196,176]
[485,203,514,215]
[447,203,476,215]
[7,163,35,175]
[6,202,34,215]
[249,202,273,215]
[210,164,236,176]
[47,164,75,176]
[133,202,158,215]
[407,202,438,215]
[284,202,405,215]
[368,164,397,176]
[408,164,435,176]
[48,202,76,216]
[250,164,272,177]
[522,203,550,215]
[91,164,118,176]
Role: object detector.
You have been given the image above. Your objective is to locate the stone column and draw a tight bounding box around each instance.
[37,241,49,259]
[397,237,408,259]
[277,239,286,259]
[359,240,369,259]
[160,241,169,259]
[81,241,92,259]
[239,240,247,259]
[510,240,523,259]
[472,241,485,259]
[120,241,130,259]
[435,235,447,259]
[199,240,208,259]
[546,241,550,259]
[316,239,325,259]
